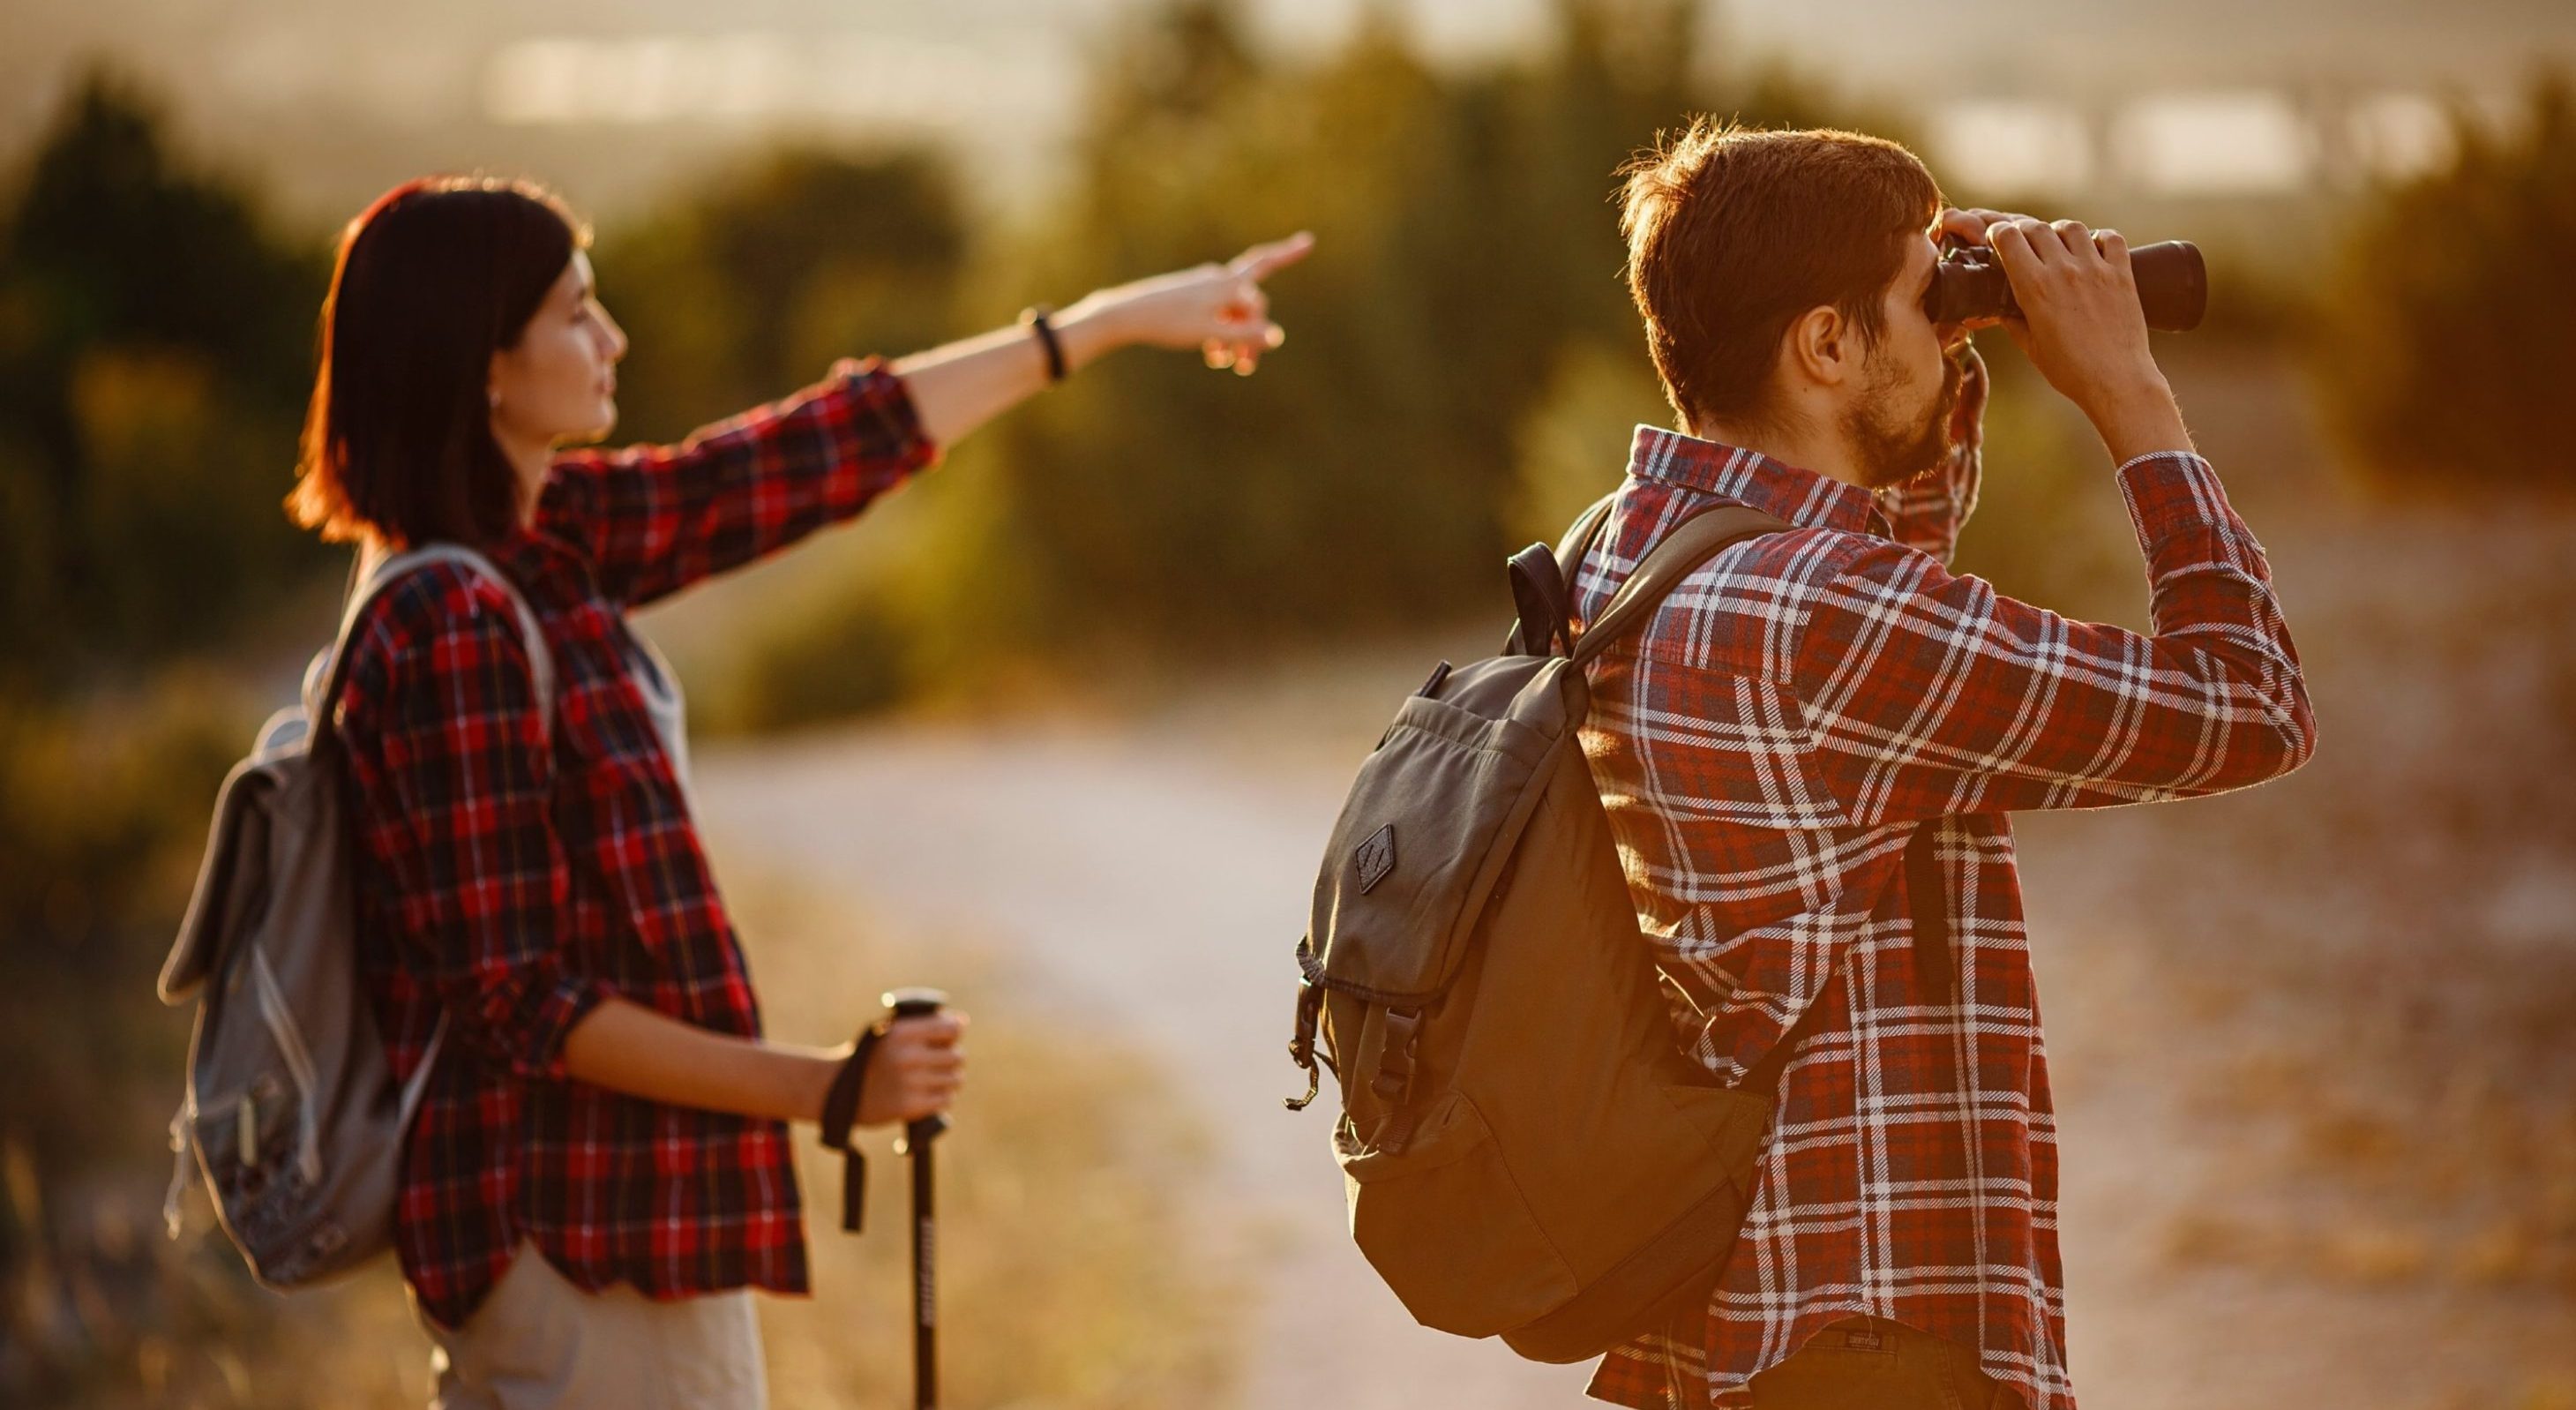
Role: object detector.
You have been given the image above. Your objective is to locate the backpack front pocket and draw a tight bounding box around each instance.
[1338,1091,1577,1337]
[1310,691,1561,1002]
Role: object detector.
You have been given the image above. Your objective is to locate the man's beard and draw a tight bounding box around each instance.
[1843,348,1963,491]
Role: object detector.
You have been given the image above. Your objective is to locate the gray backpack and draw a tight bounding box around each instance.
[156,545,552,1289]
[1286,499,1954,1362]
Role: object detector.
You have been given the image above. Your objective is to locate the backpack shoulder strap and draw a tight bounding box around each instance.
[1576,502,1952,1092]
[1734,822,1954,1096]
[1554,491,1620,588]
[1503,491,1624,657]
[1504,493,1618,657]
[1569,504,1791,668]
[310,544,557,747]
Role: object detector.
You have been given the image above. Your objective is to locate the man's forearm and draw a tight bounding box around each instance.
[2083,371,2194,466]
[560,995,842,1124]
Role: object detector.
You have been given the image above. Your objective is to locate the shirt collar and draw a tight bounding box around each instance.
[483,523,594,607]
[1624,424,1889,536]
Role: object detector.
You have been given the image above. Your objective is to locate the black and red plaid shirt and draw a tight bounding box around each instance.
[1572,353,2315,1408]
[334,359,936,1330]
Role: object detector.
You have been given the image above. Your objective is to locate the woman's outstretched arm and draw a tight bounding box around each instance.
[895,231,1314,446]
[538,232,1314,608]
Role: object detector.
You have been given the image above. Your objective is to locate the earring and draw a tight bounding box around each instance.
[489,388,501,410]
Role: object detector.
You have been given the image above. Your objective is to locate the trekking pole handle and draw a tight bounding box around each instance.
[885,987,951,1146]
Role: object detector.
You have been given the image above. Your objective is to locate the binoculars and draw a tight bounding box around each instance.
[1925,238,2206,332]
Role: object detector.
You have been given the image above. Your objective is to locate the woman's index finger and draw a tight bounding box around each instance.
[1232,230,1317,281]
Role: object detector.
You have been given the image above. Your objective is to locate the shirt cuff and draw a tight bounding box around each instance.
[827,355,943,471]
[469,971,615,1083]
[2113,450,2228,550]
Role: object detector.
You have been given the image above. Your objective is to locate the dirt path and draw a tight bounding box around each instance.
[687,675,2574,1410]
[693,713,1598,1407]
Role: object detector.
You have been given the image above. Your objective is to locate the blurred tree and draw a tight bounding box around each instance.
[1508,337,1671,547]
[595,148,969,445]
[976,0,1503,650]
[2314,73,2576,493]
[933,0,1744,665]
[0,71,345,1409]
[0,67,329,694]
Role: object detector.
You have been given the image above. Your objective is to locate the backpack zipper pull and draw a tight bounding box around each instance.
[1285,979,1325,1112]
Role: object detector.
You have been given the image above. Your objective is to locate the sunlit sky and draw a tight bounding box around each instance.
[5,0,2570,224]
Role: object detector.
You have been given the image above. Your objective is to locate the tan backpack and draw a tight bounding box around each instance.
[1287,498,1949,1362]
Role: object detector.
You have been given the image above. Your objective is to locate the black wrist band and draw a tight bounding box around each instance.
[819,1023,887,1234]
[1022,304,1067,384]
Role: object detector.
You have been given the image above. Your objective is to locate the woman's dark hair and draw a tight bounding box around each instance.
[287,176,589,548]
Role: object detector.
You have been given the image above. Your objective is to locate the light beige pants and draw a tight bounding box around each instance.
[422,1243,768,1410]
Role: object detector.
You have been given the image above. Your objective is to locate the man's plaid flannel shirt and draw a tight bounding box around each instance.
[1571,352,2314,1408]
[333,359,936,1330]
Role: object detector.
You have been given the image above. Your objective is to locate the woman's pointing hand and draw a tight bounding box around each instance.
[1082,230,1317,376]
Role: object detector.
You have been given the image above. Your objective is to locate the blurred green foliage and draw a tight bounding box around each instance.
[2313,74,2576,493]
[0,68,321,1408]
[956,0,1876,655]
[598,149,970,446]
[0,70,330,695]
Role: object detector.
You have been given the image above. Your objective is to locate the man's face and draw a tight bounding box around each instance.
[1840,229,1970,490]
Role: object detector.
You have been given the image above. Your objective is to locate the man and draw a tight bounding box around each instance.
[1571,123,2315,1409]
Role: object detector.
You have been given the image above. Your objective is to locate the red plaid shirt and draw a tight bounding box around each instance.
[1572,353,2314,1408]
[333,359,936,1330]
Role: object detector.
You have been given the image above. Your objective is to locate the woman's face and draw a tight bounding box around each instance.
[488,250,627,457]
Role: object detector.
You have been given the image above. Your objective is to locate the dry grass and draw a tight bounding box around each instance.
[13,873,1242,1409]
[726,876,1246,1410]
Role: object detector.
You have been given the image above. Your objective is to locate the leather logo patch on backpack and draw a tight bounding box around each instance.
[1355,824,1397,893]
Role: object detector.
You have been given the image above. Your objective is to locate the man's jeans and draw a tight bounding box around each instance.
[1745,1316,2021,1410]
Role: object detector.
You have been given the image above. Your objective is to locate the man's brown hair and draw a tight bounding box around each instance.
[1620,121,1942,432]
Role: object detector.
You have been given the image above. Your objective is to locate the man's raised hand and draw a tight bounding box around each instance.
[1977,213,2192,461]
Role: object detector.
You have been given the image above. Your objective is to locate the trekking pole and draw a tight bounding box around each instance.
[885,987,950,1410]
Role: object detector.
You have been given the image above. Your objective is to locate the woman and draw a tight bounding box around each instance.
[288,175,1310,1408]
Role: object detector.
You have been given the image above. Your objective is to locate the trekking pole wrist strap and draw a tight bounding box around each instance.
[819,1024,888,1234]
